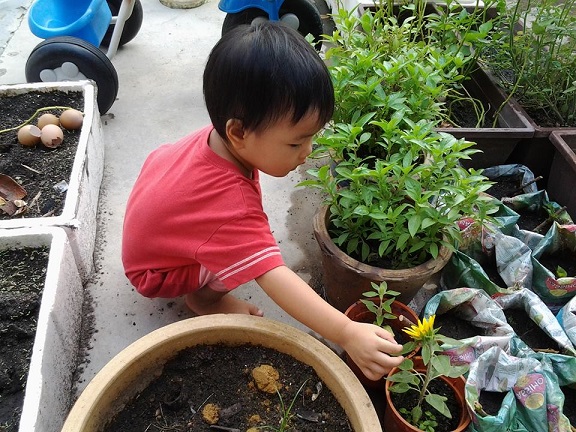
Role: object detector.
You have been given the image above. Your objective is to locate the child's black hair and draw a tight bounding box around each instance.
[203,22,334,138]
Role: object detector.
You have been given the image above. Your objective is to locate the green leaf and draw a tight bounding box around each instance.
[422,343,432,365]
[425,394,451,418]
[431,354,452,376]
[387,370,419,385]
[389,382,411,393]
[412,405,423,423]
[408,215,421,237]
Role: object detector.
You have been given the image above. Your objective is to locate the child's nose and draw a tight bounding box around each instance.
[301,140,313,158]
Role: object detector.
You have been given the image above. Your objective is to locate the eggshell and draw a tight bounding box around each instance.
[41,124,64,148]
[37,113,60,129]
[17,124,42,147]
[59,109,84,130]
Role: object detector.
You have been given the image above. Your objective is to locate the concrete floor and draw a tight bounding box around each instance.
[0,0,336,400]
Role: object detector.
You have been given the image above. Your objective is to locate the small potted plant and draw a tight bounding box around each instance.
[384,315,471,432]
[344,281,420,389]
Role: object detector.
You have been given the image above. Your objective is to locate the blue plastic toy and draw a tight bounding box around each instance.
[25,0,144,114]
[218,0,324,46]
[28,0,112,47]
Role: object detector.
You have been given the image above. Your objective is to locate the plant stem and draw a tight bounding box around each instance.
[0,106,74,134]
[417,358,434,411]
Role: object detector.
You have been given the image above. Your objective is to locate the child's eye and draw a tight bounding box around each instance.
[289,144,301,148]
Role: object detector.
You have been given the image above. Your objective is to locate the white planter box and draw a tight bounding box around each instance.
[0,81,104,281]
[0,227,84,432]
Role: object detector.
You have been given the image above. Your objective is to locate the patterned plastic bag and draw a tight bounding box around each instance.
[423,288,513,365]
[492,288,576,357]
[531,224,576,310]
[466,346,572,432]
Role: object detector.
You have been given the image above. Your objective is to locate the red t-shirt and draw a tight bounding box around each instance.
[122,125,285,298]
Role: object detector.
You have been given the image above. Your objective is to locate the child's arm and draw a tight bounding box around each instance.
[256,265,404,380]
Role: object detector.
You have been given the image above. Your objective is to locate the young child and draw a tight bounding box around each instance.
[122,22,403,380]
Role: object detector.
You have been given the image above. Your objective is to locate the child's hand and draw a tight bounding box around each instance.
[340,320,404,381]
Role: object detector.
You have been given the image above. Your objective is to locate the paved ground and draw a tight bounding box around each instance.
[0,0,31,58]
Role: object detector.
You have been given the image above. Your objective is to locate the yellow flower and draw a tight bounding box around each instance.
[403,315,436,340]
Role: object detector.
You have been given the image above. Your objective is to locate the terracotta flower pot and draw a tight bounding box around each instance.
[344,299,420,390]
[313,205,453,311]
[384,357,471,432]
[61,314,383,432]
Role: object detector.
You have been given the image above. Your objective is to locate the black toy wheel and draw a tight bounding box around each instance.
[25,36,119,114]
[222,0,323,48]
[101,0,144,47]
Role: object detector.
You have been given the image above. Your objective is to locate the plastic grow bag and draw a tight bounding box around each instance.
[441,224,533,294]
[422,288,513,365]
[466,346,572,432]
[531,223,576,309]
[557,295,576,347]
[505,190,573,250]
[483,164,539,197]
[492,288,576,357]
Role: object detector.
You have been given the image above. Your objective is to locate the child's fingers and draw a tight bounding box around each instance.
[378,338,404,357]
[374,326,403,350]
[362,354,404,380]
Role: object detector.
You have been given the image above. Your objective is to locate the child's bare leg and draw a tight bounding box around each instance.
[185,286,263,316]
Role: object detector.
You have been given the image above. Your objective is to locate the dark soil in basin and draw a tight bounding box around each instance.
[0,245,49,432]
[561,385,576,427]
[477,390,507,416]
[538,251,576,278]
[504,308,560,352]
[435,312,482,340]
[508,206,548,232]
[0,88,84,432]
[103,344,353,432]
[0,90,83,219]
[486,179,522,200]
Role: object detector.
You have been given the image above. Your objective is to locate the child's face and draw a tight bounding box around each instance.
[237,111,322,177]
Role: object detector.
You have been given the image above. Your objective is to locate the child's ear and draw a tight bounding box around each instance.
[225,118,246,149]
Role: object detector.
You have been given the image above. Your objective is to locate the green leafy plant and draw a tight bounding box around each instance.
[315,0,497,161]
[387,315,469,430]
[361,281,401,332]
[399,407,438,432]
[301,1,499,269]
[258,380,308,432]
[481,0,576,126]
[300,121,497,269]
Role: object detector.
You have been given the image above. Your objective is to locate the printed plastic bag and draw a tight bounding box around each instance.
[556,295,576,347]
[441,225,533,294]
[483,164,539,198]
[422,288,513,365]
[531,223,576,309]
[466,346,572,432]
[492,288,576,357]
[505,190,573,250]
